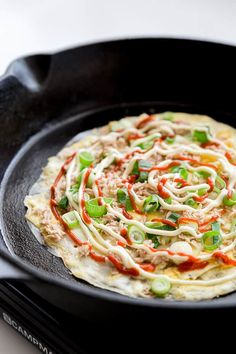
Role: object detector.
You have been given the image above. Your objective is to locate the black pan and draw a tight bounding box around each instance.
[1,38,236,323]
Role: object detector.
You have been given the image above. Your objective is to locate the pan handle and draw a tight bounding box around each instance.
[0,250,32,281]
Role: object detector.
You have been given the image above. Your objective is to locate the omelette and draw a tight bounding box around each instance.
[24,112,236,300]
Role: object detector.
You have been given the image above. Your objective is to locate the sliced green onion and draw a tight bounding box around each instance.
[142,195,159,213]
[165,197,172,204]
[69,183,80,194]
[125,197,133,211]
[117,189,126,204]
[171,165,188,180]
[165,136,175,144]
[138,140,154,150]
[84,193,90,201]
[62,211,80,228]
[79,151,94,169]
[171,165,181,173]
[198,188,208,196]
[145,222,176,231]
[58,196,68,209]
[77,173,83,187]
[213,187,220,194]
[185,198,198,208]
[131,161,139,175]
[85,199,107,217]
[134,133,160,150]
[146,233,160,248]
[138,160,152,182]
[216,175,226,189]
[202,230,222,251]
[151,277,171,297]
[179,168,188,181]
[168,213,181,222]
[117,189,133,211]
[146,221,162,228]
[158,224,175,231]
[72,192,79,203]
[214,175,226,194]
[212,221,220,232]
[128,225,146,244]
[223,192,236,207]
[192,130,209,143]
[197,171,210,179]
[77,171,94,188]
[162,112,174,121]
[153,239,160,248]
[87,172,95,188]
[131,160,152,182]
[103,198,113,204]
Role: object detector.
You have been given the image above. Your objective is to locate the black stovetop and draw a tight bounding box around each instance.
[1,281,235,353]
[0,281,95,354]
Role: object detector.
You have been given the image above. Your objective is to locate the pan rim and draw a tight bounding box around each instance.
[1,37,236,309]
[1,103,236,309]
[3,35,236,81]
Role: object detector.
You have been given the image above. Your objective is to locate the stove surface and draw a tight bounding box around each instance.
[1,280,235,353]
[0,281,94,354]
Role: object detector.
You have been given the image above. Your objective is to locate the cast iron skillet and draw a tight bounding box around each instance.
[1,38,236,322]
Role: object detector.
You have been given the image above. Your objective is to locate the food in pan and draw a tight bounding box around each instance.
[24,112,236,300]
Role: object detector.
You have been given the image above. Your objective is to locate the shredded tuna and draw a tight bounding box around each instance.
[40,210,65,242]
[77,244,91,257]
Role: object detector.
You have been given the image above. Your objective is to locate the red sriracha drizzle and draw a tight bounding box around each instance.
[95,179,103,197]
[81,168,92,224]
[136,115,155,129]
[176,156,218,171]
[178,216,219,233]
[207,177,214,192]
[148,247,209,271]
[193,194,208,203]
[151,218,177,228]
[173,178,189,188]
[178,260,209,272]
[139,263,156,272]
[198,215,219,232]
[201,141,220,148]
[90,252,106,263]
[120,228,132,245]
[121,175,138,184]
[199,215,219,227]
[178,217,199,224]
[214,252,236,266]
[108,255,139,276]
[122,208,133,219]
[225,151,236,166]
[120,228,128,237]
[127,133,145,140]
[176,253,208,272]
[157,177,170,199]
[227,189,233,198]
[117,241,126,247]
